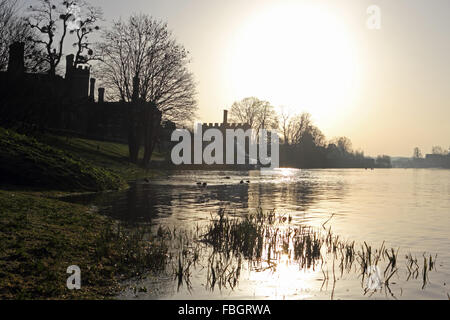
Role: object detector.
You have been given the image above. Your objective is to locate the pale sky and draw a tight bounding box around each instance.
[27,0,450,157]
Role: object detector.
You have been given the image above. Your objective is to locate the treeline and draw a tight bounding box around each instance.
[393,146,450,168]
[280,140,391,169]
[228,97,391,169]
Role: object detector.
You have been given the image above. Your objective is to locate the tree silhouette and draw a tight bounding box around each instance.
[97,14,197,122]
[329,136,352,155]
[413,147,422,159]
[431,146,445,155]
[287,112,325,147]
[69,1,102,67]
[97,14,197,164]
[229,97,278,132]
[26,0,102,76]
[0,0,47,72]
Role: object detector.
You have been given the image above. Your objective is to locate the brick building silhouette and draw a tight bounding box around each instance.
[0,42,162,144]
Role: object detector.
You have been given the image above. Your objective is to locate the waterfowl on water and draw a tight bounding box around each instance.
[240,180,244,184]
[202,182,207,188]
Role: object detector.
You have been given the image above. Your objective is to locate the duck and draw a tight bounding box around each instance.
[202,182,207,188]
[240,180,244,184]
[196,182,202,186]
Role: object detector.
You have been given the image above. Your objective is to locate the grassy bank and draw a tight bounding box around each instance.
[0,190,168,299]
[0,127,127,192]
[0,127,169,299]
[39,134,167,182]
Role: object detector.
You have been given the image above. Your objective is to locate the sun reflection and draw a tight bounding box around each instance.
[247,253,320,299]
[276,168,298,177]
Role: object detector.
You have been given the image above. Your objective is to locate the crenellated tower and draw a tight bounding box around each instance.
[65,54,90,100]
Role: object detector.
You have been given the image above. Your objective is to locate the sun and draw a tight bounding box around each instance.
[227,3,360,126]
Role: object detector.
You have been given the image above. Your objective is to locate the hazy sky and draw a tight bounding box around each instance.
[27,0,450,156]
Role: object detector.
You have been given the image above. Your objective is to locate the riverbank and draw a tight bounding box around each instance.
[0,127,168,299]
[0,190,170,299]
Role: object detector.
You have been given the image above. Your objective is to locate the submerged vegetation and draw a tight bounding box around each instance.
[146,208,441,299]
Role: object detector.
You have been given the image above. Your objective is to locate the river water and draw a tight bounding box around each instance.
[65,168,450,300]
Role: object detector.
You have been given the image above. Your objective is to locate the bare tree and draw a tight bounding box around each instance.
[431,146,445,155]
[69,1,102,66]
[229,97,278,132]
[26,0,101,76]
[97,14,197,164]
[279,107,293,145]
[283,112,322,147]
[289,112,312,145]
[307,125,326,147]
[0,0,18,70]
[0,0,47,72]
[331,136,353,154]
[26,0,72,76]
[413,147,422,159]
[97,14,197,122]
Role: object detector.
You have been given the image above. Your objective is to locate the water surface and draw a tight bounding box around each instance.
[65,168,450,300]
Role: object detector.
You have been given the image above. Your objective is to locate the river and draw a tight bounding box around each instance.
[64,168,450,300]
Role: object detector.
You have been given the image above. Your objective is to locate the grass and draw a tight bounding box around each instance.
[39,134,167,182]
[0,190,168,299]
[0,127,169,299]
[0,127,127,192]
[201,208,270,259]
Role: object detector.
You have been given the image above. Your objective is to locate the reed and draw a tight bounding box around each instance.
[143,208,440,298]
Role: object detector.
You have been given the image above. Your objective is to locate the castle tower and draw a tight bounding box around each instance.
[223,110,228,126]
[7,42,25,76]
[65,54,90,100]
[89,78,96,101]
[98,88,105,103]
[65,54,74,79]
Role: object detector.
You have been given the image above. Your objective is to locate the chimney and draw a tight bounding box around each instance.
[223,110,228,125]
[89,78,96,100]
[65,54,74,79]
[7,42,25,75]
[98,88,105,103]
